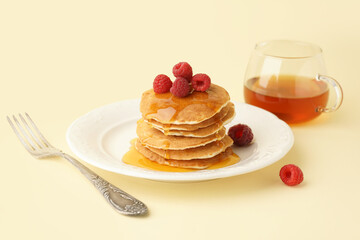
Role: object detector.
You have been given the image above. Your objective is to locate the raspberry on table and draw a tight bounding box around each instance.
[170,77,190,97]
[279,164,304,186]
[153,74,172,94]
[172,62,193,82]
[228,123,254,146]
[191,73,211,92]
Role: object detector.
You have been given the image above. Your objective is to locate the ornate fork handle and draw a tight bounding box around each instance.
[60,152,148,215]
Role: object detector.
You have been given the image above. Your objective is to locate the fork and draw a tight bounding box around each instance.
[7,113,148,216]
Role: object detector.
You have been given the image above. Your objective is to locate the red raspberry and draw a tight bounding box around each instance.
[279,164,304,186]
[172,62,193,82]
[228,123,253,146]
[170,77,190,97]
[153,74,172,93]
[191,73,211,92]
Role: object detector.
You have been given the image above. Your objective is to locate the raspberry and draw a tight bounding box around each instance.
[279,164,304,186]
[153,74,172,93]
[228,124,253,146]
[191,73,211,92]
[172,62,193,81]
[170,77,190,97]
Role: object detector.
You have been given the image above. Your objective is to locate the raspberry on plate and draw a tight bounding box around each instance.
[228,123,253,146]
[172,62,193,82]
[191,73,211,92]
[279,164,304,186]
[170,77,190,97]
[153,74,172,94]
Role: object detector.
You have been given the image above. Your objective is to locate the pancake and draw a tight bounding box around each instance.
[155,121,223,137]
[142,135,233,160]
[130,81,238,170]
[150,104,235,137]
[137,119,226,150]
[146,102,235,131]
[135,139,233,169]
[140,84,230,124]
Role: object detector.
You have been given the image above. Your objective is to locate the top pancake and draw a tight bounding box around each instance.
[140,84,230,124]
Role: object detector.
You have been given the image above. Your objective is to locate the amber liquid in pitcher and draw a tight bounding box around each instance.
[244,75,329,123]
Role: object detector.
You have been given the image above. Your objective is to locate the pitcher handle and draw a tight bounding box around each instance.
[316,74,343,113]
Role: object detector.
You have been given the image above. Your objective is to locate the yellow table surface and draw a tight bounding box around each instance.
[1,0,360,239]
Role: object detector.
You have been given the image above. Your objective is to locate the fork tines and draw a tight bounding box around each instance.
[7,113,52,152]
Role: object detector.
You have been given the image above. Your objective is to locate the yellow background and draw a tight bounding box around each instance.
[1,0,360,239]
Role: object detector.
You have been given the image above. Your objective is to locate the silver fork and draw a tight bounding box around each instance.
[7,113,148,216]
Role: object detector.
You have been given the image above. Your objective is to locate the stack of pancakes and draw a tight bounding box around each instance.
[135,84,235,169]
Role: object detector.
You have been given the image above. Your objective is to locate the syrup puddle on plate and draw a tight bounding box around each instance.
[122,139,240,172]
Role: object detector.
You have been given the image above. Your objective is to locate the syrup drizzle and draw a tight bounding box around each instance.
[122,139,240,172]
[143,85,227,123]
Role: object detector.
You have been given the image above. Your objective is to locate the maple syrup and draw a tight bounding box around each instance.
[142,84,229,123]
[244,75,329,123]
[122,139,240,172]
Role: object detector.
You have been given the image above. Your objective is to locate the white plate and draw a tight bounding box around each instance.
[66,99,294,182]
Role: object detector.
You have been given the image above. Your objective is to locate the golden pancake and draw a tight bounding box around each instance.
[151,104,235,137]
[137,119,226,150]
[146,102,235,131]
[156,121,223,137]
[135,140,233,169]
[142,135,233,160]
[140,84,230,124]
